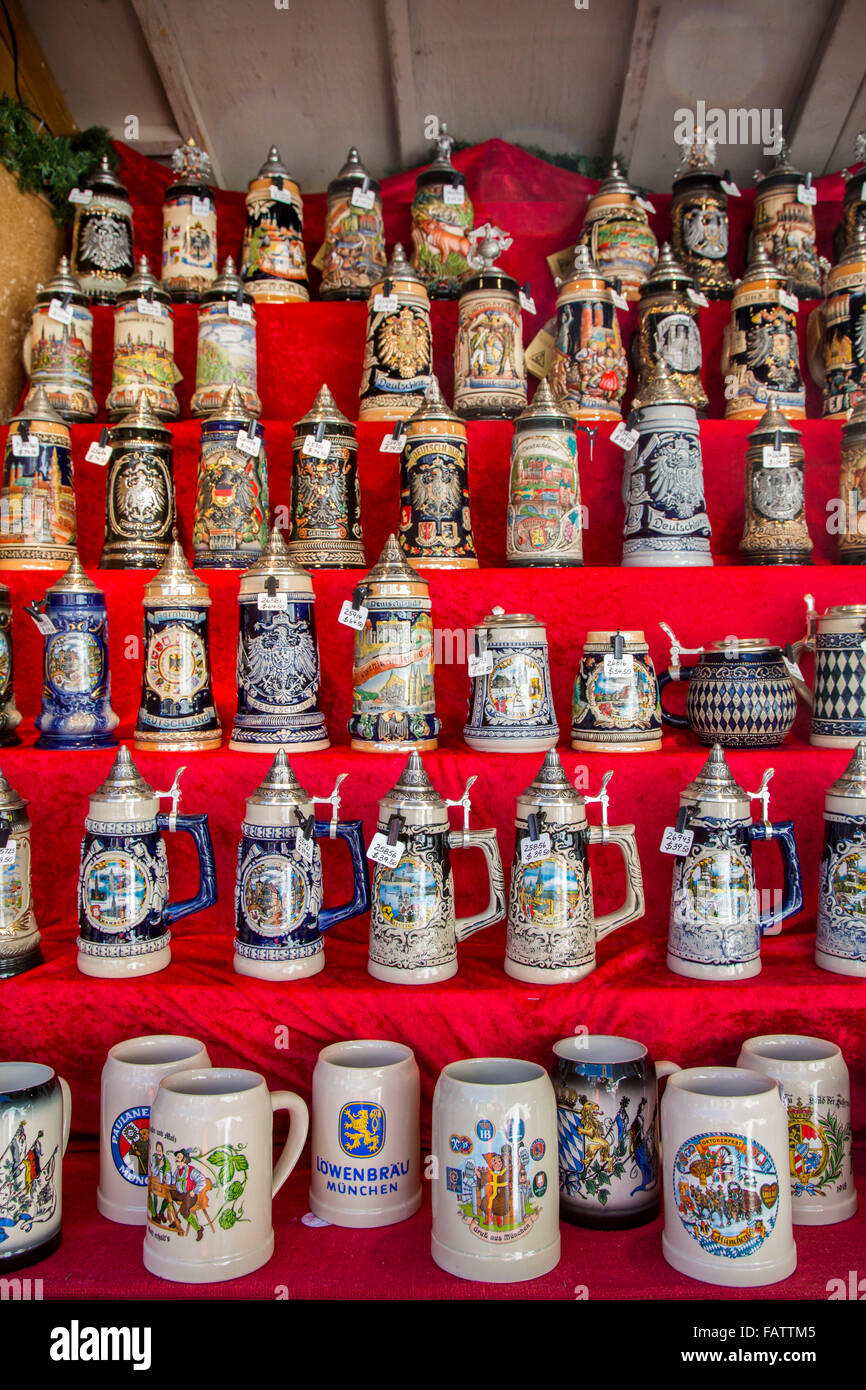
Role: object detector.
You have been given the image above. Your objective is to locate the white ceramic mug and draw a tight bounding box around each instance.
[143,1068,308,1284]
[661,1065,796,1287]
[737,1034,857,1227]
[431,1057,560,1283]
[0,1062,71,1271]
[309,1039,421,1228]
[98,1034,211,1225]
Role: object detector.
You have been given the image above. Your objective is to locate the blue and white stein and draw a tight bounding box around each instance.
[464,607,558,753]
[77,746,217,979]
[794,597,866,748]
[234,750,369,980]
[816,742,866,977]
[30,552,119,751]
[657,624,799,749]
[0,1062,70,1271]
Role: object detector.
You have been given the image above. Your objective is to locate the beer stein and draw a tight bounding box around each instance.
[161,137,217,302]
[634,243,707,411]
[722,246,805,419]
[358,244,432,421]
[410,124,474,298]
[839,401,866,565]
[229,523,329,753]
[239,146,309,303]
[807,226,866,419]
[190,257,261,417]
[504,752,644,984]
[70,154,135,303]
[815,742,866,976]
[367,752,505,985]
[793,596,866,747]
[464,607,558,753]
[77,746,217,979]
[100,393,175,569]
[319,146,386,300]
[1,386,75,571]
[106,255,179,419]
[31,553,119,751]
[666,744,803,981]
[22,256,97,421]
[287,385,365,568]
[751,137,823,299]
[0,585,22,746]
[571,629,662,752]
[548,245,627,420]
[837,132,866,253]
[506,378,582,567]
[739,403,812,565]
[454,224,526,419]
[577,159,658,299]
[234,751,369,980]
[399,376,478,568]
[192,382,269,569]
[657,624,798,748]
[135,537,221,751]
[0,767,39,977]
[670,130,732,298]
[348,533,439,752]
[0,1063,71,1271]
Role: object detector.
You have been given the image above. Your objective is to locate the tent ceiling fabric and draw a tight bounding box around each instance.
[20,0,866,191]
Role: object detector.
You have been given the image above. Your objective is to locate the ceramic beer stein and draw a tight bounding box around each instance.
[657,624,799,748]
[144,1068,308,1284]
[815,742,866,976]
[551,1036,680,1228]
[398,376,478,568]
[453,224,526,419]
[319,147,386,300]
[794,596,866,746]
[670,131,732,298]
[192,382,269,569]
[23,257,97,422]
[634,243,707,411]
[737,1034,857,1226]
[190,257,261,417]
[98,1034,211,1225]
[751,138,823,299]
[348,534,439,752]
[839,399,866,564]
[161,138,217,302]
[229,523,330,752]
[358,244,432,421]
[287,385,366,568]
[100,393,175,569]
[105,255,179,419]
[410,125,474,298]
[465,608,558,752]
[837,133,866,253]
[0,386,76,570]
[504,752,645,984]
[367,752,505,985]
[722,247,805,419]
[577,159,658,299]
[506,378,582,567]
[0,767,39,978]
[661,1066,796,1287]
[571,630,662,752]
[135,537,221,751]
[309,1039,421,1228]
[0,1063,71,1271]
[431,1058,560,1283]
[739,403,812,565]
[234,750,369,980]
[548,245,628,420]
[666,745,803,981]
[77,746,217,979]
[239,146,309,303]
[807,227,866,419]
[31,553,119,751]
[0,586,22,746]
[70,154,135,303]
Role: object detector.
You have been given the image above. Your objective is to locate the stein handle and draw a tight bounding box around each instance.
[784,642,813,708]
[654,1061,681,1082]
[747,819,803,936]
[157,812,218,926]
[587,823,645,939]
[449,826,506,942]
[58,1076,72,1155]
[315,818,371,933]
[657,667,693,728]
[270,1090,309,1199]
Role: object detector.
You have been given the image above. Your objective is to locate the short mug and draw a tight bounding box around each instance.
[0,1062,71,1270]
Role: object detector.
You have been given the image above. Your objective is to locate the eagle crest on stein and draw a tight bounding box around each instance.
[239,612,319,704]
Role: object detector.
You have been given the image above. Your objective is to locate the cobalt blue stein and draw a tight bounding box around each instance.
[657,625,798,749]
[30,552,119,750]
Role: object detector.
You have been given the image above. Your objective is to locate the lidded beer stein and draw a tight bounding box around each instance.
[464,607,558,753]
[100,393,175,569]
[723,247,806,419]
[319,146,386,300]
[410,124,474,298]
[0,767,39,978]
[234,751,370,980]
[31,553,119,751]
[23,256,97,421]
[239,145,309,303]
[807,227,866,419]
[666,745,803,981]
[571,629,662,752]
[751,137,824,300]
[161,138,217,302]
[577,159,658,299]
[70,154,135,303]
[0,385,75,569]
[739,403,812,565]
[230,523,329,753]
[106,255,179,419]
[135,537,220,752]
[191,257,261,417]
[192,382,269,568]
[621,357,712,566]
[507,378,582,567]
[0,585,21,746]
[454,224,526,419]
[794,596,866,747]
[358,244,432,421]
[548,245,627,420]
[837,131,866,253]
[77,746,217,979]
[839,399,866,564]
[367,752,506,984]
[398,376,477,568]
[348,534,438,752]
[504,752,645,984]
[635,243,707,411]
[287,385,365,568]
[815,742,866,977]
[670,130,732,298]
[657,624,799,748]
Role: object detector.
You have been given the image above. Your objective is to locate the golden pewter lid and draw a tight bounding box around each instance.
[515,377,571,427]
[680,744,748,807]
[381,751,444,811]
[827,742,866,800]
[12,384,66,427]
[46,551,101,596]
[208,380,254,424]
[204,256,252,305]
[246,749,310,808]
[363,533,424,586]
[585,628,647,645]
[170,137,212,184]
[38,255,85,302]
[406,375,460,426]
[747,400,801,445]
[243,523,309,584]
[519,749,584,807]
[119,254,168,303]
[113,390,171,437]
[91,745,155,802]
[293,384,352,433]
[254,145,293,183]
[0,766,28,816]
[632,354,693,409]
[642,242,693,292]
[379,242,425,289]
[144,534,210,604]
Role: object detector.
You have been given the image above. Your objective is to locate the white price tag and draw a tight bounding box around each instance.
[48,298,73,326]
[296,830,315,864]
[660,826,694,856]
[270,184,294,204]
[191,195,211,216]
[12,435,39,458]
[136,296,163,317]
[687,287,709,307]
[339,599,369,630]
[797,183,817,206]
[604,653,635,680]
[379,433,405,453]
[303,435,331,460]
[367,833,404,868]
[610,422,639,451]
[236,429,261,457]
[0,844,15,868]
[636,196,656,213]
[68,187,93,205]
[228,300,253,322]
[721,179,741,197]
[782,654,806,683]
[351,186,375,210]
[779,289,799,313]
[468,650,494,677]
[610,289,628,310]
[258,592,288,611]
[443,183,465,205]
[372,293,398,313]
[86,442,112,466]
[521,833,551,865]
[519,290,536,314]
[31,612,56,635]
[762,444,791,468]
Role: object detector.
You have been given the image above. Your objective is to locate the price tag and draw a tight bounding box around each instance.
[519,290,536,314]
[660,826,694,856]
[468,650,494,677]
[797,183,817,206]
[86,442,112,466]
[68,187,93,205]
[721,179,741,197]
[443,183,464,205]
[228,300,253,322]
[339,599,369,629]
[636,195,656,213]
[610,289,628,310]
[191,195,211,216]
[380,433,404,453]
[367,833,404,868]
[372,293,398,313]
[521,833,551,865]
[12,434,39,458]
[782,654,806,683]
[604,653,634,680]
[270,184,294,204]
[296,830,315,864]
[687,287,709,307]
[303,435,331,460]
[236,428,261,457]
[762,444,791,468]
[779,289,799,313]
[351,186,375,210]
[48,298,73,326]
[30,612,56,635]
[136,296,162,317]
[258,592,287,611]
[0,844,15,869]
[610,422,639,451]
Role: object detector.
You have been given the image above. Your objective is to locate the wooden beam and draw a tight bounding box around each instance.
[384,0,420,170]
[613,0,662,171]
[0,0,77,135]
[129,0,225,185]
[787,0,866,174]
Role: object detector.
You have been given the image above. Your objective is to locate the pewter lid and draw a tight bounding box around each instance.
[12,384,66,426]
[680,744,748,807]
[595,159,636,199]
[144,533,210,603]
[120,254,167,302]
[46,551,101,596]
[758,136,802,182]
[559,244,609,294]
[88,154,128,195]
[515,377,571,426]
[383,751,444,810]
[407,375,460,426]
[246,749,310,808]
[380,242,425,287]
[478,605,538,628]
[170,137,212,184]
[91,745,155,802]
[674,130,718,178]
[39,255,84,301]
[113,390,171,436]
[632,354,693,409]
[642,242,693,291]
[0,767,27,815]
[206,256,249,303]
[293,384,352,432]
[255,145,293,182]
[827,742,866,799]
[740,245,785,283]
[747,400,800,443]
[244,522,308,581]
[835,224,866,267]
[467,224,512,272]
[707,637,776,653]
[208,380,253,424]
[363,533,422,586]
[333,146,377,188]
[425,125,458,175]
[519,749,583,807]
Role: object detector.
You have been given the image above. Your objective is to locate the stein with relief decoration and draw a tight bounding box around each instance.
[839,401,866,564]
[453,224,526,419]
[0,386,75,570]
[807,227,866,420]
[319,147,386,300]
[23,257,97,421]
[100,394,175,569]
[239,146,309,303]
[670,130,732,298]
[739,403,812,566]
[571,629,662,752]
[0,767,39,978]
[0,585,21,747]
[161,138,217,302]
[464,608,557,753]
[722,247,805,420]
[634,243,707,412]
[359,245,432,421]
[548,245,627,421]
[577,159,658,300]
[287,385,365,569]
[106,255,179,420]
[751,136,824,300]
[792,597,866,747]
[30,553,119,751]
[190,257,261,417]
[398,377,477,568]
[506,379,582,567]
[192,383,269,569]
[410,125,474,298]
[70,154,135,303]
[815,743,866,977]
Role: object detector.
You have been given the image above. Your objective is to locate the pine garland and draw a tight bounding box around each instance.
[0,95,117,224]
